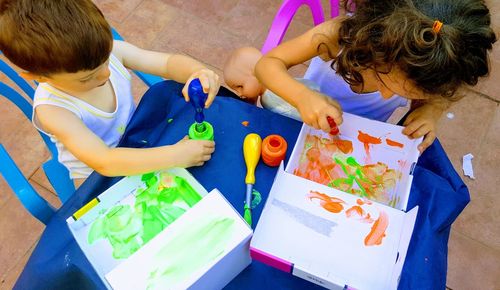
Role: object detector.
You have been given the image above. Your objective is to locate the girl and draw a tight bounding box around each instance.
[255,0,496,152]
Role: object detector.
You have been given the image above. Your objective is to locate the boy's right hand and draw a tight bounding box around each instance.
[172,136,215,167]
[295,89,343,133]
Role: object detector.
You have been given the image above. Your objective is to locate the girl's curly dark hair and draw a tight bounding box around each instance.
[330,0,496,99]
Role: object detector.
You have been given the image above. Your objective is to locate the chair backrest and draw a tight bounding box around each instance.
[0,28,160,224]
[0,59,76,203]
[261,0,344,54]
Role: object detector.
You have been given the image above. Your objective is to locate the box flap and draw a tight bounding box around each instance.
[389,205,419,289]
[252,165,418,290]
[67,168,211,288]
[105,189,252,290]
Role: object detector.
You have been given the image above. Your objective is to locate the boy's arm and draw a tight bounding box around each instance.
[112,40,219,107]
[35,105,215,177]
[255,18,344,132]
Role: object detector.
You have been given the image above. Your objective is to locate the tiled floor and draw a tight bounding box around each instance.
[1,0,499,289]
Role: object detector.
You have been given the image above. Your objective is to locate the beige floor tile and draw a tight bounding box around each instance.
[179,0,240,27]
[151,10,244,71]
[219,1,278,45]
[115,0,179,49]
[447,230,500,290]
[29,167,55,194]
[94,0,143,23]
[0,195,44,276]
[0,244,35,290]
[436,92,497,179]
[453,194,500,249]
[451,106,499,250]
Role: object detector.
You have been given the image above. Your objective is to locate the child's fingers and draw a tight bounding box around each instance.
[409,124,431,139]
[402,118,424,136]
[182,78,194,102]
[418,131,436,153]
[318,116,331,133]
[205,75,220,108]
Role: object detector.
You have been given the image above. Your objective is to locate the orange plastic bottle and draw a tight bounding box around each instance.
[261,135,287,167]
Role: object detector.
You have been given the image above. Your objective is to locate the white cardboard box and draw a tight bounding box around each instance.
[251,113,421,290]
[67,168,252,290]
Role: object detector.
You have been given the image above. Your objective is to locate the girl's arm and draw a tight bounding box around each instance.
[255,18,344,132]
[35,105,215,177]
[112,40,219,107]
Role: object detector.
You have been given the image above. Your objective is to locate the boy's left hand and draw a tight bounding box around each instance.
[402,103,443,153]
[182,69,220,108]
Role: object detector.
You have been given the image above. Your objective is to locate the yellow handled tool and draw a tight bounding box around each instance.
[243,133,262,226]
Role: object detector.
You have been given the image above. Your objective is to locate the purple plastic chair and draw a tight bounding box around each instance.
[261,0,344,54]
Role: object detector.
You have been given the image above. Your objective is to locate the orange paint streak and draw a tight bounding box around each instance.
[308,191,345,213]
[332,140,353,154]
[386,138,404,148]
[241,121,249,127]
[346,205,364,218]
[357,131,382,160]
[364,211,389,246]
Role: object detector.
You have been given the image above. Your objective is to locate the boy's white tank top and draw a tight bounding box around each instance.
[32,54,136,179]
[304,57,408,121]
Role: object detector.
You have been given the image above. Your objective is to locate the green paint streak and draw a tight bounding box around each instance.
[87,172,202,259]
[147,216,235,289]
[250,189,262,209]
[167,118,173,123]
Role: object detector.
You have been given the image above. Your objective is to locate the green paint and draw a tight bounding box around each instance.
[87,172,202,259]
[188,121,214,140]
[250,189,262,209]
[167,118,173,123]
[147,216,235,289]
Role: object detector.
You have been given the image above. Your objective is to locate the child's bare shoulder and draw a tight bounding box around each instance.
[35,104,82,135]
[310,17,346,60]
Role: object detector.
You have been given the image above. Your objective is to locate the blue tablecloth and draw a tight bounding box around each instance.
[15,81,470,290]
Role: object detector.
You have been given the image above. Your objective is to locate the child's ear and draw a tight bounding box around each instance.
[19,71,49,83]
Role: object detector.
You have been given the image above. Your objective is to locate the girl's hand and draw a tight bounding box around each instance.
[402,104,442,153]
[172,136,215,167]
[295,89,343,133]
[182,69,220,108]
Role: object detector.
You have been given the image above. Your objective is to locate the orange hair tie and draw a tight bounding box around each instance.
[432,20,443,34]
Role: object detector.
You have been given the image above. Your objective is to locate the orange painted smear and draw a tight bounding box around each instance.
[308,190,345,213]
[357,131,382,160]
[345,205,364,218]
[386,138,404,148]
[332,140,353,154]
[241,121,249,127]
[364,211,389,246]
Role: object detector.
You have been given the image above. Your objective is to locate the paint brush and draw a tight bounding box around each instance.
[327,116,340,140]
[243,133,262,227]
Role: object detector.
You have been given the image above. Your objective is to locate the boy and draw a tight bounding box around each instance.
[0,0,220,187]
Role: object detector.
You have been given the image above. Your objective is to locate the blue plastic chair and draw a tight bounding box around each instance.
[0,29,162,224]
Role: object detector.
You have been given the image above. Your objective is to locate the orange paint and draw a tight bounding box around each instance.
[364,211,389,246]
[357,130,382,154]
[241,121,249,127]
[294,134,401,203]
[308,191,345,213]
[332,140,353,154]
[386,138,404,148]
[345,205,364,217]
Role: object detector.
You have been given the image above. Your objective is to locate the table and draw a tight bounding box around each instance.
[15,80,470,290]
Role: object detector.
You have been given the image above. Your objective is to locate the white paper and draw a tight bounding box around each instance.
[462,153,475,179]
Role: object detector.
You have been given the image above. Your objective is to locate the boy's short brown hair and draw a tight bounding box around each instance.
[0,0,112,75]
